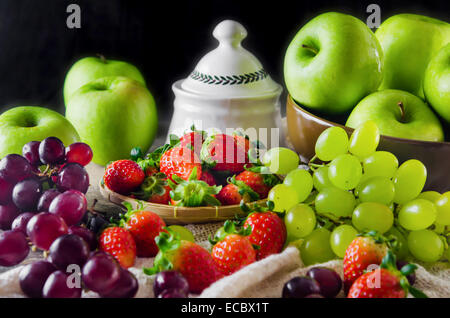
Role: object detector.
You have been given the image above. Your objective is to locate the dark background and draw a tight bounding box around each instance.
[0,0,448,127]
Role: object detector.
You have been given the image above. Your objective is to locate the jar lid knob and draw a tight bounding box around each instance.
[213,20,247,48]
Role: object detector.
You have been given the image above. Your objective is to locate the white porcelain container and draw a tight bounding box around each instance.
[168,20,283,146]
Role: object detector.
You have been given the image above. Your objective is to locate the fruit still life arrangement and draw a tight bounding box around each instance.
[0,8,448,299]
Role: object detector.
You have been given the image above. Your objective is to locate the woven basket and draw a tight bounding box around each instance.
[99,181,266,225]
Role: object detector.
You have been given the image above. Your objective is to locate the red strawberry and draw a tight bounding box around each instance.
[160,146,202,182]
[244,211,286,260]
[200,169,216,186]
[217,183,242,205]
[179,129,206,156]
[200,134,249,173]
[144,229,222,294]
[104,160,145,195]
[99,227,136,268]
[236,170,279,198]
[169,169,221,207]
[216,175,260,206]
[348,251,426,298]
[343,233,389,293]
[133,172,171,204]
[123,208,166,257]
[211,234,256,276]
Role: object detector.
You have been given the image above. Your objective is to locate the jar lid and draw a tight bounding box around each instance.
[180,20,281,98]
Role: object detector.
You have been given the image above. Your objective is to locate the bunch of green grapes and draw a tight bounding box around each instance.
[265,121,450,266]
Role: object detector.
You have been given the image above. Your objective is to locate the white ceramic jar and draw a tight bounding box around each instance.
[169,20,283,147]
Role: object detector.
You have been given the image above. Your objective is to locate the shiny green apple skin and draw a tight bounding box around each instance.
[376,14,450,98]
[424,43,450,124]
[346,89,444,142]
[63,56,146,105]
[66,76,158,166]
[0,106,80,158]
[284,12,383,115]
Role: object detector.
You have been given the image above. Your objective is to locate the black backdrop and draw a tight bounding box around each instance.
[0,0,448,125]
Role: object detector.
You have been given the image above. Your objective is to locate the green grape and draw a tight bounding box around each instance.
[357,176,395,205]
[328,154,362,190]
[385,227,409,260]
[284,204,316,240]
[330,225,358,258]
[168,225,195,242]
[262,147,299,175]
[315,187,356,218]
[283,169,313,203]
[362,151,399,179]
[435,192,450,226]
[312,166,333,191]
[393,159,427,204]
[417,191,441,203]
[398,199,437,231]
[352,202,393,234]
[314,127,349,161]
[354,174,371,197]
[268,184,300,212]
[348,120,380,159]
[300,228,336,266]
[408,229,444,262]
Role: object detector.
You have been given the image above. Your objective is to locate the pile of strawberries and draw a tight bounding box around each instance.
[103,128,280,207]
[95,199,286,294]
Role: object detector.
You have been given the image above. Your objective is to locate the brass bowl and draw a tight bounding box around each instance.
[286,95,450,192]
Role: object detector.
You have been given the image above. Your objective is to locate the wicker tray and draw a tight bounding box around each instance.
[99,181,266,225]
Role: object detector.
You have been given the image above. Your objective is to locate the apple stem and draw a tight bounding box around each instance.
[96,53,107,63]
[397,102,406,122]
[301,44,318,55]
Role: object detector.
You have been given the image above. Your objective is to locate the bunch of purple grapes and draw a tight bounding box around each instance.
[0,137,92,267]
[19,235,138,298]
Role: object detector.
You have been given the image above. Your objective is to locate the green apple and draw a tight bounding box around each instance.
[424,43,450,124]
[284,12,383,115]
[66,76,158,165]
[346,89,444,142]
[63,56,146,105]
[0,106,80,158]
[376,14,450,98]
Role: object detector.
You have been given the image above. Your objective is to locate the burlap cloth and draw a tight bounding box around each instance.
[0,155,449,298]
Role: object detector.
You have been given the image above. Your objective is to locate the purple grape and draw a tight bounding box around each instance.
[68,225,97,250]
[42,270,81,298]
[0,230,29,266]
[305,293,325,298]
[27,212,68,250]
[282,276,321,298]
[66,143,93,166]
[56,163,89,194]
[0,176,13,205]
[48,190,87,226]
[0,154,33,183]
[11,212,35,234]
[19,260,57,298]
[82,252,121,294]
[22,141,42,166]
[12,178,42,211]
[100,269,138,298]
[0,204,21,230]
[37,189,60,212]
[39,137,66,165]
[397,260,416,285]
[306,267,342,298]
[157,289,188,298]
[48,234,90,270]
[153,271,189,297]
